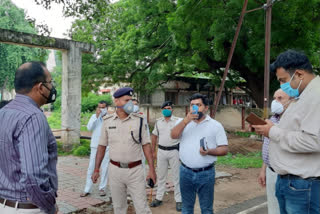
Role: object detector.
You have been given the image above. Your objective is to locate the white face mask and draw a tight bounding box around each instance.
[100,108,107,116]
[133,105,139,113]
[271,100,284,115]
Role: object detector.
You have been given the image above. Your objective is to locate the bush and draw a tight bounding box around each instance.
[217,152,263,168]
[72,139,91,156]
[81,93,112,113]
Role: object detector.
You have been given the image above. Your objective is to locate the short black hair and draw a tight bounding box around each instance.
[188,93,209,106]
[270,50,313,75]
[14,61,47,94]
[99,100,108,106]
[0,100,11,109]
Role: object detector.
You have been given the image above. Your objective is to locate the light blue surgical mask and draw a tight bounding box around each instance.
[280,72,302,98]
[162,109,172,117]
[117,100,134,114]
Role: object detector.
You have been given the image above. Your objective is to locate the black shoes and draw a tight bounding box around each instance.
[150,199,163,207]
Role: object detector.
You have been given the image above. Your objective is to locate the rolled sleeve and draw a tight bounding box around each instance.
[151,121,159,136]
[142,118,151,145]
[99,121,108,146]
[18,114,56,213]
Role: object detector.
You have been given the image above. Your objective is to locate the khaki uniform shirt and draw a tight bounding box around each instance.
[99,112,151,163]
[269,76,320,178]
[152,116,181,147]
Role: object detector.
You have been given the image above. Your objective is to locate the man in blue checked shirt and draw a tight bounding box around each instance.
[0,62,58,214]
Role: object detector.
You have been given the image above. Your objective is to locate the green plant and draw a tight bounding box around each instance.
[56,141,72,156]
[47,112,61,129]
[217,152,263,169]
[72,139,91,156]
[235,131,257,138]
[81,93,112,113]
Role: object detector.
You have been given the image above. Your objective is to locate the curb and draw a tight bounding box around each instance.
[236,202,267,214]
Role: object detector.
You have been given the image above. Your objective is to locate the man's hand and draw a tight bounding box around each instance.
[96,107,101,118]
[200,147,209,156]
[146,168,157,185]
[258,167,266,187]
[91,171,100,183]
[252,119,274,137]
[184,111,199,124]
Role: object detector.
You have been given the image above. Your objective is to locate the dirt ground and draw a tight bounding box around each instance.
[77,135,265,214]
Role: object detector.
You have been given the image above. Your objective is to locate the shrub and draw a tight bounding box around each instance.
[72,139,91,156]
[81,93,112,113]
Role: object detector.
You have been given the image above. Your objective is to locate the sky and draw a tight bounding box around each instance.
[11,0,74,39]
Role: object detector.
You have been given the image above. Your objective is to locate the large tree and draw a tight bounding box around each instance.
[36,0,320,107]
[0,0,48,99]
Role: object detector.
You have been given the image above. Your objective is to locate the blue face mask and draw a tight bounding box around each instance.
[280,72,302,98]
[162,109,172,117]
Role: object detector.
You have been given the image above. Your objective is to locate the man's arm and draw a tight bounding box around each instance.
[258,163,267,187]
[18,114,56,213]
[171,112,197,139]
[92,122,108,183]
[151,134,158,159]
[87,114,99,131]
[200,145,228,156]
[143,143,157,184]
[92,145,106,183]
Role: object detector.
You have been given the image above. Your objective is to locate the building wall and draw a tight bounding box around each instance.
[139,105,262,131]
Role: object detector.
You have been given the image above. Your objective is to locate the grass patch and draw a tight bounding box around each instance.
[217,152,263,168]
[234,131,257,138]
[57,139,91,157]
[48,111,93,132]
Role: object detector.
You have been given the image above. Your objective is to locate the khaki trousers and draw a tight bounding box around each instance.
[156,148,181,202]
[109,163,151,214]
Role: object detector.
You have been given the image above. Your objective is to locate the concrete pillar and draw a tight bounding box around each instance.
[61,42,82,151]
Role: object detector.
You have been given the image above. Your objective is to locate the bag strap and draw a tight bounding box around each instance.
[139,117,143,143]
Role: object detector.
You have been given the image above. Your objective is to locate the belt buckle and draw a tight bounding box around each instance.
[120,162,129,168]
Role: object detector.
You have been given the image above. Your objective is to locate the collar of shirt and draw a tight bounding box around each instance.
[15,94,40,110]
[298,76,319,100]
[160,115,177,122]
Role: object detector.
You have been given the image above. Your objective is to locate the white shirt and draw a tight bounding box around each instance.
[178,115,228,168]
[87,113,106,148]
[152,116,181,146]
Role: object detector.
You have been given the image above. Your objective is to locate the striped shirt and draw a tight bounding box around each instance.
[0,94,58,213]
[262,115,280,166]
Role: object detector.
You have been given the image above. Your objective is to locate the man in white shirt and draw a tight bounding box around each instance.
[80,101,110,197]
[254,50,320,214]
[171,93,228,214]
[150,101,182,211]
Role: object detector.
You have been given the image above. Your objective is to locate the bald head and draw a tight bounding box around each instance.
[14,62,47,94]
[273,89,290,106]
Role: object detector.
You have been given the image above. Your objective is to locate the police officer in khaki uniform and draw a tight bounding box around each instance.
[92,87,156,214]
[150,101,182,211]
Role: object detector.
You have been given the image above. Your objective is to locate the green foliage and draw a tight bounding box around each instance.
[72,139,91,156]
[56,139,91,156]
[235,131,257,138]
[68,0,320,107]
[217,152,263,169]
[47,111,94,131]
[81,93,112,112]
[0,0,49,91]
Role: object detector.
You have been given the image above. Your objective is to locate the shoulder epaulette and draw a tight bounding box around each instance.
[102,114,114,120]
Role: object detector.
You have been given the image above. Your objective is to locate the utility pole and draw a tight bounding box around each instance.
[263,0,272,119]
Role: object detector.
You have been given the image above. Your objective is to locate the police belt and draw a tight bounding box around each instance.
[181,161,214,173]
[158,144,179,151]
[279,174,320,180]
[110,159,142,169]
[0,197,38,209]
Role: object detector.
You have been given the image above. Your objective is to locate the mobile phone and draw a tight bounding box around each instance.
[192,105,198,114]
[200,137,206,151]
[245,113,267,125]
[147,178,154,188]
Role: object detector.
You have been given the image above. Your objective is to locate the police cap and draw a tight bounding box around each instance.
[161,101,173,109]
[113,87,134,98]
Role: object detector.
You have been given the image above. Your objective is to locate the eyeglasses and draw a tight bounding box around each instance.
[42,79,56,87]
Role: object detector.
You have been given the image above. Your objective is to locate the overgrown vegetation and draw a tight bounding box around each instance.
[57,139,91,156]
[47,111,93,131]
[217,152,263,169]
[234,131,257,138]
